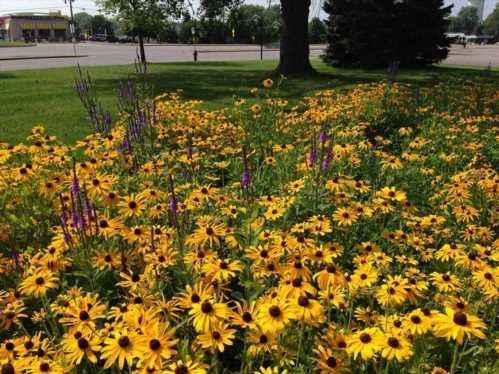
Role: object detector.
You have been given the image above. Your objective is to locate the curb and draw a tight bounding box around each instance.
[0,55,87,61]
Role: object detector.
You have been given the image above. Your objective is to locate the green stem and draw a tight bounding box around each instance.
[450,341,460,374]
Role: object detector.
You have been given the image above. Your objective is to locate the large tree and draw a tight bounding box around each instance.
[483,4,499,38]
[277,0,315,75]
[323,0,451,67]
[448,6,480,34]
[96,0,183,63]
[74,12,93,38]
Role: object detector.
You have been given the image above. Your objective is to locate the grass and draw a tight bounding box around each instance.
[0,59,497,144]
[0,41,35,48]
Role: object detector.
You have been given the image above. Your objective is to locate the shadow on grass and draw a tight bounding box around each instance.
[93,61,498,108]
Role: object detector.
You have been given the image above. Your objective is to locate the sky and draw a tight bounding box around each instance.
[0,0,498,19]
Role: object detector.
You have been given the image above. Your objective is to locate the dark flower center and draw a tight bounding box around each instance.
[35,277,45,285]
[326,357,337,368]
[206,228,214,235]
[453,312,468,326]
[118,336,130,348]
[360,274,367,280]
[24,341,34,350]
[394,320,402,328]
[220,262,228,270]
[131,274,140,282]
[337,341,347,349]
[484,272,493,280]
[201,302,213,314]
[359,333,371,343]
[259,334,268,344]
[149,339,161,351]
[410,316,421,324]
[79,311,90,321]
[174,365,188,374]
[269,306,281,318]
[442,274,451,281]
[212,331,221,340]
[128,201,137,209]
[388,337,400,348]
[292,278,302,287]
[78,338,89,349]
[5,343,14,351]
[242,312,253,322]
[40,363,50,372]
[327,264,337,273]
[298,296,309,307]
[1,364,15,374]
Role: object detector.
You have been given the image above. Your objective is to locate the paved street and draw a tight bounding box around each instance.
[0,42,498,71]
[0,43,324,71]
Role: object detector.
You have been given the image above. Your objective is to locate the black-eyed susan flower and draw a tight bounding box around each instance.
[433,308,486,344]
[345,327,383,361]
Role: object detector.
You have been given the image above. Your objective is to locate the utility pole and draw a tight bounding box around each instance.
[64,0,76,43]
[64,0,77,56]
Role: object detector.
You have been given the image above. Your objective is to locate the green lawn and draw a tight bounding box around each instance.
[1,59,497,144]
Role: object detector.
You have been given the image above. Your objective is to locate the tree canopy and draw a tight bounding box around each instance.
[323,0,451,68]
[483,4,499,38]
[448,6,480,34]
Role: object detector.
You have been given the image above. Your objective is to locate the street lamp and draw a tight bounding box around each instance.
[251,14,264,61]
[191,25,198,61]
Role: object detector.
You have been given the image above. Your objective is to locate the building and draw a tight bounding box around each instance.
[467,0,485,21]
[0,12,70,42]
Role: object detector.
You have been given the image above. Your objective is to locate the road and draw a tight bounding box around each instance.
[0,43,324,71]
[0,43,498,71]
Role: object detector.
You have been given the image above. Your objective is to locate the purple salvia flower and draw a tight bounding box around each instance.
[241,169,251,189]
[71,210,78,227]
[64,232,71,245]
[71,177,80,196]
[60,212,67,227]
[169,195,178,215]
[84,198,93,221]
[309,145,317,165]
[320,128,327,144]
[79,213,86,231]
[187,143,193,159]
[241,146,251,189]
[309,135,317,165]
[12,249,20,268]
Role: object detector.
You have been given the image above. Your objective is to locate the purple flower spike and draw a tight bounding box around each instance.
[320,129,327,144]
[169,195,178,215]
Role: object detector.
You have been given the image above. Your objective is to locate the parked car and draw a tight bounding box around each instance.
[117,36,136,43]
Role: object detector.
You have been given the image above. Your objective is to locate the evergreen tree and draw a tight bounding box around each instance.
[323,0,451,68]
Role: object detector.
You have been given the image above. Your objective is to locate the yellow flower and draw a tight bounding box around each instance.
[19,268,58,297]
[263,78,274,88]
[380,334,413,362]
[345,327,383,361]
[62,330,101,365]
[433,308,486,344]
[197,323,236,352]
[256,298,295,333]
[332,207,358,227]
[189,299,231,333]
[100,329,139,369]
[137,322,177,368]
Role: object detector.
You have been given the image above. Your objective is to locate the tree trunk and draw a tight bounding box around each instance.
[277,0,315,75]
[138,29,146,64]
